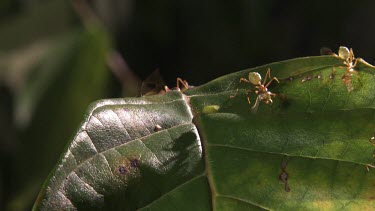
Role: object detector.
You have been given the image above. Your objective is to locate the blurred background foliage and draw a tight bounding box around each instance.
[1,0,375,210]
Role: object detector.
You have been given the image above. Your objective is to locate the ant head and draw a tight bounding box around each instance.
[248,72,262,85]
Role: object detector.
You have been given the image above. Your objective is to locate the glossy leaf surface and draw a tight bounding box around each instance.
[34,56,375,210]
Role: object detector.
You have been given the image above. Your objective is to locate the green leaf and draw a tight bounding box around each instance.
[34,56,375,210]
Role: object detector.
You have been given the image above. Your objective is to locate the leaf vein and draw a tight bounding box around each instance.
[84,128,99,153]
[100,154,116,178]
[53,123,193,202]
[217,194,270,210]
[72,172,103,196]
[208,143,370,167]
[111,109,132,140]
[58,190,76,210]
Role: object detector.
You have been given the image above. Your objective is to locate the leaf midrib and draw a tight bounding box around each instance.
[209,143,371,168]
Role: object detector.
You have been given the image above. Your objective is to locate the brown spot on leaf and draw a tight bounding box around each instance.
[130,159,139,168]
[118,166,127,175]
[279,158,291,192]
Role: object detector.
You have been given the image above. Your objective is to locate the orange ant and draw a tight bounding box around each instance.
[338,47,358,92]
[164,77,192,92]
[231,68,279,111]
[141,69,193,95]
[334,46,363,92]
[322,46,368,92]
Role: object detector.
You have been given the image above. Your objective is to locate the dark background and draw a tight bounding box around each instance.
[1,0,375,210]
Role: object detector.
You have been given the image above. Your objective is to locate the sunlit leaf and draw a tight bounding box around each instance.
[34,56,375,210]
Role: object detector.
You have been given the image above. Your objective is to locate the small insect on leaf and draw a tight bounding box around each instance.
[333,46,363,92]
[230,68,280,112]
[202,105,220,114]
[154,124,162,132]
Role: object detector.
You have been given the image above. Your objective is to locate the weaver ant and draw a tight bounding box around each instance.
[230,68,279,111]
[335,46,362,92]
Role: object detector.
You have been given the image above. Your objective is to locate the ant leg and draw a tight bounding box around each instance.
[356,57,374,67]
[245,89,253,105]
[251,96,260,111]
[230,79,252,99]
[247,97,251,105]
[176,78,189,91]
[264,99,273,104]
[353,57,359,68]
[366,164,375,172]
[350,48,355,61]
[164,85,171,92]
[229,88,239,99]
[263,68,271,85]
[176,78,182,88]
[239,78,251,84]
[265,77,280,88]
